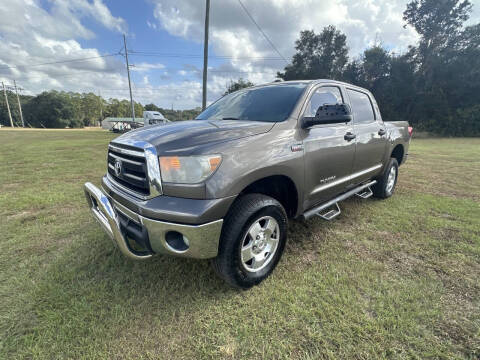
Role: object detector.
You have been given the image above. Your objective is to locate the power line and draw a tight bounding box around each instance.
[0,67,278,87]
[236,0,288,63]
[0,53,280,81]
[0,53,121,71]
[12,69,121,80]
[128,51,285,61]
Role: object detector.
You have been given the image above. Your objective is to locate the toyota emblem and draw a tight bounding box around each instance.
[114,159,122,177]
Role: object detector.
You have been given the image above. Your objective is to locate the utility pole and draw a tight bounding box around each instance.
[123,34,136,122]
[2,82,14,127]
[98,90,103,127]
[14,80,24,127]
[202,0,210,111]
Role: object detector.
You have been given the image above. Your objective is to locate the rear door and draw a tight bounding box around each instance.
[302,85,356,210]
[346,88,387,184]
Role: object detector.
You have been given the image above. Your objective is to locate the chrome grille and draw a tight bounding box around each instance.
[107,144,150,196]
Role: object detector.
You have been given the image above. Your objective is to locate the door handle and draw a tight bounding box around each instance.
[344,132,356,141]
[378,129,386,136]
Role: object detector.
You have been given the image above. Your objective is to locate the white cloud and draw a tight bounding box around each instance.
[129,81,203,109]
[468,1,480,25]
[0,0,203,109]
[148,0,426,104]
[130,62,166,72]
[152,0,419,59]
[51,0,127,34]
[0,0,129,102]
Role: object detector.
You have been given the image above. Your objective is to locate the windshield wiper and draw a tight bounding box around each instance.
[222,117,240,120]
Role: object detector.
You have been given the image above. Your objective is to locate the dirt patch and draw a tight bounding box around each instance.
[7,210,36,221]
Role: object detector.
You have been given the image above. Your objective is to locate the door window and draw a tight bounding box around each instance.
[347,89,375,124]
[304,86,343,117]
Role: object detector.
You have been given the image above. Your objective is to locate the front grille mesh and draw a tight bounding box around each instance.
[107,144,150,196]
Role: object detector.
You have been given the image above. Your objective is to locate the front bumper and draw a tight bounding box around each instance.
[84,182,223,260]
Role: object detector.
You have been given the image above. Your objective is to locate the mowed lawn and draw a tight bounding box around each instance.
[0,129,479,360]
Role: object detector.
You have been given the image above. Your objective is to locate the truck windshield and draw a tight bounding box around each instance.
[196,83,307,122]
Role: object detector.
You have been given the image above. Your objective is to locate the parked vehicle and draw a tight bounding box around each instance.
[101,112,169,133]
[143,111,169,126]
[84,80,412,288]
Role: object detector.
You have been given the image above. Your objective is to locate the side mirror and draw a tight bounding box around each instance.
[302,103,353,128]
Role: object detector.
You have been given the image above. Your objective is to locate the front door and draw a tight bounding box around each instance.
[302,85,356,210]
[346,88,387,184]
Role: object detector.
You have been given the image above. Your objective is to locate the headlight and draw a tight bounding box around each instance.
[159,155,222,184]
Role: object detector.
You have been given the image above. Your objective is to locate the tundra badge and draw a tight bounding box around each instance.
[319,176,336,184]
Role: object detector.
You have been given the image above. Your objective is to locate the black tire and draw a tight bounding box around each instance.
[372,158,399,199]
[211,193,288,289]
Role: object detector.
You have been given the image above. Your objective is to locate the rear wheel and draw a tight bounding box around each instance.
[373,158,399,199]
[212,194,288,289]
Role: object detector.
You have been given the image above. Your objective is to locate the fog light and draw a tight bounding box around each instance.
[165,231,189,253]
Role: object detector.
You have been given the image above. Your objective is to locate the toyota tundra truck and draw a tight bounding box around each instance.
[84,80,412,288]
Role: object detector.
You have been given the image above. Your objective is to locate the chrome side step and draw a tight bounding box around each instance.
[356,186,373,199]
[316,203,341,221]
[303,180,377,221]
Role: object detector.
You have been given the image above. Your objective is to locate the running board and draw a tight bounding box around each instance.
[356,186,373,199]
[303,180,377,221]
[316,203,341,221]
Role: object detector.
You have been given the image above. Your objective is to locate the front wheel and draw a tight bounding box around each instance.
[211,194,288,289]
[372,158,399,199]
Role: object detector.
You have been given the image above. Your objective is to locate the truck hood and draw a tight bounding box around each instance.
[114,120,275,154]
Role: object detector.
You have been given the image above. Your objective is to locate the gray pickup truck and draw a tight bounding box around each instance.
[84,80,412,288]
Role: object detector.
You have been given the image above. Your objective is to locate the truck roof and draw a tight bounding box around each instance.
[259,79,372,95]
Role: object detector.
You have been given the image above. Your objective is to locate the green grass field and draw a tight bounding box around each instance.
[1,129,479,359]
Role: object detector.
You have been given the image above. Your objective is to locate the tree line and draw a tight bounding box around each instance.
[276,0,480,136]
[0,90,201,128]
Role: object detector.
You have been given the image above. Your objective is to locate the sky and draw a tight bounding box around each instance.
[0,0,479,110]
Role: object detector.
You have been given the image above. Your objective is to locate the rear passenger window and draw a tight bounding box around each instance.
[347,89,375,124]
[304,86,343,117]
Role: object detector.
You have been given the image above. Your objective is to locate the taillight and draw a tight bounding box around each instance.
[408,126,413,137]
